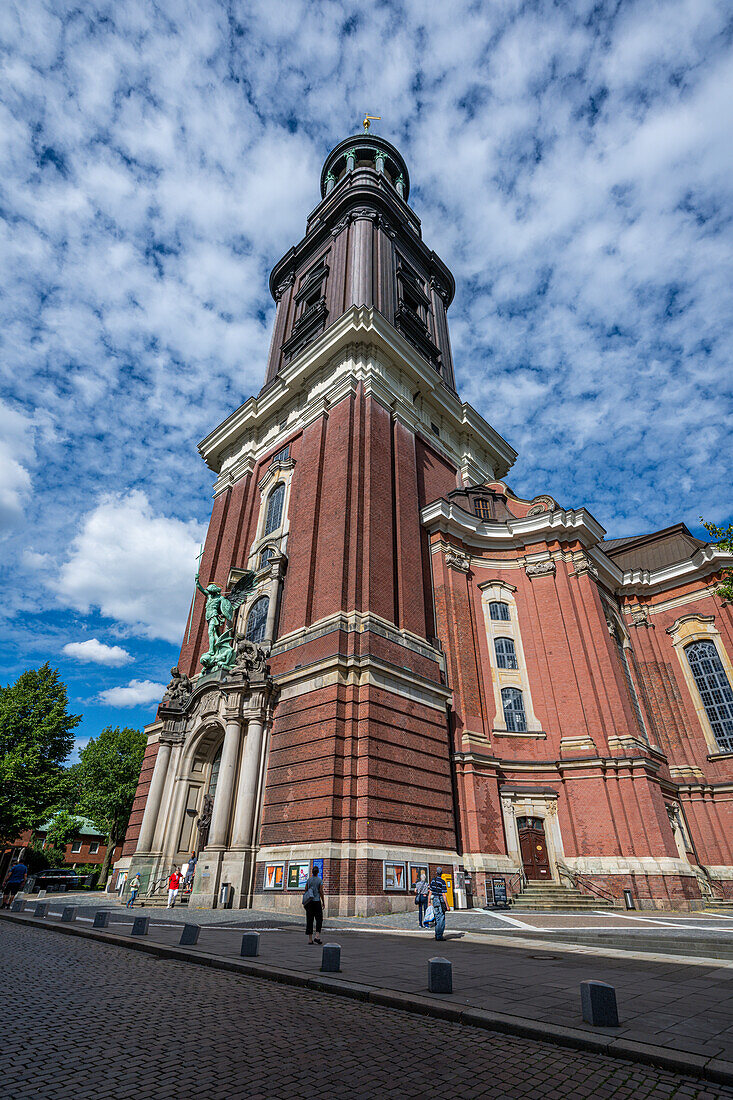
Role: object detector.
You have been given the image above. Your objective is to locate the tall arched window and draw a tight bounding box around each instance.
[263,483,285,536]
[495,637,518,669]
[686,641,733,751]
[489,601,510,622]
[501,687,527,732]
[245,596,269,644]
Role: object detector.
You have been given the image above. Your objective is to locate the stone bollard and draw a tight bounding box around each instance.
[61,906,77,922]
[180,924,200,946]
[11,899,24,912]
[131,916,149,936]
[580,981,619,1027]
[240,932,260,957]
[428,957,453,994]
[321,943,341,973]
[93,911,110,929]
[34,902,49,918]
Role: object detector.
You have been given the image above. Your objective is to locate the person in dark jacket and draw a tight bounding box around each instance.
[1,860,28,908]
[430,868,448,941]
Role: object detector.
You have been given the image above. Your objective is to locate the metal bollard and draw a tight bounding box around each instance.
[428,957,453,994]
[34,902,48,918]
[93,911,110,929]
[179,924,200,946]
[580,980,619,1027]
[11,899,24,912]
[131,916,149,936]
[61,906,77,922]
[240,932,260,957]
[321,943,341,973]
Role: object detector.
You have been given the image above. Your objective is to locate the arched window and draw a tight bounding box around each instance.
[494,637,518,670]
[259,545,275,568]
[245,596,269,644]
[686,641,733,751]
[263,483,285,536]
[489,601,510,622]
[501,687,527,732]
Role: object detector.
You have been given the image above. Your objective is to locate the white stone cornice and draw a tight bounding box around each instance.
[420,498,607,551]
[421,500,733,598]
[198,306,517,484]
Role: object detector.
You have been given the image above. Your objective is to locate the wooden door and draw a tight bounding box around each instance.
[519,824,550,880]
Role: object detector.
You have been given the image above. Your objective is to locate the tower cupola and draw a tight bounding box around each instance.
[320,134,410,201]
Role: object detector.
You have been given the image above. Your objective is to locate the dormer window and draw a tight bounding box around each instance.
[475,499,492,521]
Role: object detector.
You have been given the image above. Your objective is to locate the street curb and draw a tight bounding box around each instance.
[2,911,731,1086]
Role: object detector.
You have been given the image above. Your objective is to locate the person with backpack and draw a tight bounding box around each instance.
[302,866,325,945]
[429,867,449,941]
[414,871,430,927]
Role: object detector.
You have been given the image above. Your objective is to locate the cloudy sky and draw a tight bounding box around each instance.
[1,0,731,757]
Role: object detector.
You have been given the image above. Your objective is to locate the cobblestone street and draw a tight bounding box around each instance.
[3,922,732,1099]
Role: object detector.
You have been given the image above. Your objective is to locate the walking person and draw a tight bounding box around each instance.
[184,852,197,889]
[167,867,182,908]
[1,858,28,909]
[302,866,325,945]
[126,873,141,909]
[414,871,430,927]
[430,867,449,941]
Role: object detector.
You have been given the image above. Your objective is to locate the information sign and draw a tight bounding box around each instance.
[491,877,509,908]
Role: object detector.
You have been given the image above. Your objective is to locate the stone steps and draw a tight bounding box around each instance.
[514,882,614,910]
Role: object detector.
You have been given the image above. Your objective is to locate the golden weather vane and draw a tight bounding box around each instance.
[363,114,381,132]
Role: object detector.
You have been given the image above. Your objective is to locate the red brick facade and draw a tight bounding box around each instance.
[121,132,733,911]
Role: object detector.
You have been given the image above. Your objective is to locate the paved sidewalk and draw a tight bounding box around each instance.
[2,921,731,1100]
[6,904,733,1082]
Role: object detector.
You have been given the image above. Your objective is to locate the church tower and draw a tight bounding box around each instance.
[121,130,516,912]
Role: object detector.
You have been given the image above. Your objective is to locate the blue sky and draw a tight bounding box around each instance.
[1,0,732,759]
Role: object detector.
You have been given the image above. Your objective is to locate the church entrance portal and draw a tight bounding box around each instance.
[517,816,550,880]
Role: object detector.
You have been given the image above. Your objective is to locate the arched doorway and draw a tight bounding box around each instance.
[517,816,550,880]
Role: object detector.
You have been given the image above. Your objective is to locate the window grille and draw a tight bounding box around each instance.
[245,596,269,644]
[495,637,518,669]
[489,601,510,621]
[263,483,285,536]
[475,499,492,521]
[272,445,290,463]
[501,687,527,732]
[686,641,733,752]
[259,546,275,568]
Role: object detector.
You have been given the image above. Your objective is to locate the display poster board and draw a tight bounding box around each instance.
[264,863,285,890]
[384,861,407,890]
[287,862,310,889]
[311,858,324,878]
[409,863,429,889]
[491,877,508,907]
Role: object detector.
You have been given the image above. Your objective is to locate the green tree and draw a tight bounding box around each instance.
[76,726,147,884]
[701,519,733,601]
[43,808,82,865]
[0,664,81,840]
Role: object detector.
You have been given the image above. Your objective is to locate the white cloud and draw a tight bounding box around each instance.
[0,401,35,533]
[97,679,166,708]
[62,638,133,667]
[57,490,205,643]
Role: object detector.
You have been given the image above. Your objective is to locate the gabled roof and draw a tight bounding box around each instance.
[599,524,708,573]
[38,816,104,838]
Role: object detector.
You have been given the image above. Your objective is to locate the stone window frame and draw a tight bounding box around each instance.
[603,604,650,743]
[249,454,296,567]
[479,581,543,736]
[667,614,733,757]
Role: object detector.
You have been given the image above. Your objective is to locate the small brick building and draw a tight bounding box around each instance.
[118,132,733,912]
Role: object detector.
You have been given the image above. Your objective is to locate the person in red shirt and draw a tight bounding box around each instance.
[167,868,182,908]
